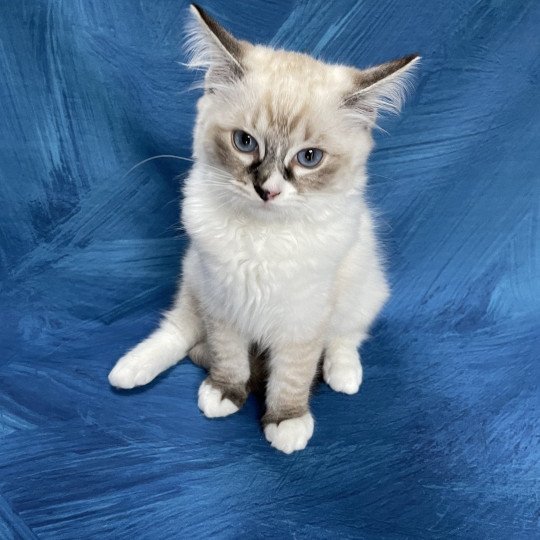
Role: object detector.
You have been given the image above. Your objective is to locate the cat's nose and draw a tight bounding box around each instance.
[254,184,280,202]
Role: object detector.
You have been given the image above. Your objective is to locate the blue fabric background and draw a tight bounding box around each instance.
[1,1,539,538]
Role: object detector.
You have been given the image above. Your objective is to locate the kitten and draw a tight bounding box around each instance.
[108,4,419,453]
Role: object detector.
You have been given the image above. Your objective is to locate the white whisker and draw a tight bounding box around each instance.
[121,154,194,179]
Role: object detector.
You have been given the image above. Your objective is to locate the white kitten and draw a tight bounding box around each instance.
[109,4,419,454]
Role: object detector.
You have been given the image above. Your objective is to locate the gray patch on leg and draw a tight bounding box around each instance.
[261,405,310,428]
[208,377,248,408]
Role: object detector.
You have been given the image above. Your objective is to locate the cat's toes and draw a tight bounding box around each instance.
[108,356,157,389]
[323,357,363,395]
[198,380,239,418]
[264,413,314,454]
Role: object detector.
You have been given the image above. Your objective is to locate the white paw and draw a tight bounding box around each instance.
[323,355,363,395]
[198,380,239,418]
[108,354,160,389]
[264,413,314,454]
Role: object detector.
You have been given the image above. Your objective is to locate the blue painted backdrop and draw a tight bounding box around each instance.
[1,1,538,538]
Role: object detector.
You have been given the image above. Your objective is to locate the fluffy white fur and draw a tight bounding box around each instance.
[265,413,314,454]
[108,5,418,454]
[198,380,239,418]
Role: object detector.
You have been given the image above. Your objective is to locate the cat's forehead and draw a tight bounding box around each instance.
[239,47,352,139]
[248,47,340,80]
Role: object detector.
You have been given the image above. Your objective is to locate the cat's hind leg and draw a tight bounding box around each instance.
[108,284,202,389]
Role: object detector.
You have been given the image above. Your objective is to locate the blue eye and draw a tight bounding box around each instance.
[296,148,323,168]
[233,130,258,153]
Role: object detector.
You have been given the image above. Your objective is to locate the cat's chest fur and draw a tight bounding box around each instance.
[183,184,360,341]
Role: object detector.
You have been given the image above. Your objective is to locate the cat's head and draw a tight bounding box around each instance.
[185,4,418,216]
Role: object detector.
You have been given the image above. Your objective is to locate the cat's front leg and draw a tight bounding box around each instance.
[198,319,250,418]
[263,340,321,454]
[108,285,201,389]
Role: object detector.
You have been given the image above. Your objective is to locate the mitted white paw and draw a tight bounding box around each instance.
[108,354,160,389]
[198,380,239,418]
[264,413,314,454]
[323,355,363,395]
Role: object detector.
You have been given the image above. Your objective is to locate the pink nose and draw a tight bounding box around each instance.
[266,190,281,200]
[254,185,281,201]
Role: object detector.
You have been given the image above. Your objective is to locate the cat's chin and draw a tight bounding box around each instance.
[238,197,304,222]
[224,189,295,217]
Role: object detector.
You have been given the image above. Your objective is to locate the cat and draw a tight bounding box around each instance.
[108,4,419,454]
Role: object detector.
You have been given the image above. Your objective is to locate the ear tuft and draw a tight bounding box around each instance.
[343,54,420,125]
[184,4,247,89]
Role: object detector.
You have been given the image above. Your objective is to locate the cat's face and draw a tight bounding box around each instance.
[186,5,418,216]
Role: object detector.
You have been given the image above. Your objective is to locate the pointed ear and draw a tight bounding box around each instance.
[343,54,420,124]
[185,4,248,90]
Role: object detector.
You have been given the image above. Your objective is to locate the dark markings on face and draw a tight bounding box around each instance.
[211,126,342,193]
[214,132,234,168]
[211,128,249,184]
[264,97,307,136]
[293,160,340,193]
[247,145,285,188]
[283,166,295,182]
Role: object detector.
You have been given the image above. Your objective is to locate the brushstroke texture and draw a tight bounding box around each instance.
[0,0,539,538]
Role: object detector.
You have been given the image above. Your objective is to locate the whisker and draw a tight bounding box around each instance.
[121,154,195,179]
[122,152,240,183]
